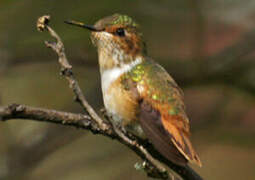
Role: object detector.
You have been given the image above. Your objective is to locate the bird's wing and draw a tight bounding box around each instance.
[126,59,201,166]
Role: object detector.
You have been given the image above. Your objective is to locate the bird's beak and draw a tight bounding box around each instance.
[64,20,103,32]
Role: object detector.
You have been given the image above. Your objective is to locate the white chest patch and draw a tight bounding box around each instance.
[101,56,143,94]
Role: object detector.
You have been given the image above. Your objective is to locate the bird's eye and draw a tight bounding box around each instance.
[115,28,125,37]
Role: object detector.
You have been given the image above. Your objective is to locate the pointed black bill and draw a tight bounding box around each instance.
[64,20,102,32]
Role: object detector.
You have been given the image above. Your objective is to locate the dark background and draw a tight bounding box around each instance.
[1,0,255,179]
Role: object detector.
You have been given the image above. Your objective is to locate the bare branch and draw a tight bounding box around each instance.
[0,104,172,179]
[0,104,168,178]
[0,104,96,130]
[0,103,203,180]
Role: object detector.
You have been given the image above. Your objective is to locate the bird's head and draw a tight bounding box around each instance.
[65,14,146,70]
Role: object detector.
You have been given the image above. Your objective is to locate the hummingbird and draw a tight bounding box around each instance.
[65,14,202,167]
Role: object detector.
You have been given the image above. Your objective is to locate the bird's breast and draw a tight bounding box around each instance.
[100,56,145,136]
[102,73,138,125]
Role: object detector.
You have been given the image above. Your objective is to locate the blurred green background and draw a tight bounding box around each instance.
[1,0,255,179]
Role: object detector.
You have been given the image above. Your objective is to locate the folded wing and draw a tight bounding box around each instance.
[131,60,201,166]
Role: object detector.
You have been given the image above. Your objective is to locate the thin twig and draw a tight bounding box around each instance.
[0,104,96,130]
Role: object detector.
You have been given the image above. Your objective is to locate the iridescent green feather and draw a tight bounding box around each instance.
[111,14,138,27]
[94,14,139,29]
[122,59,184,116]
